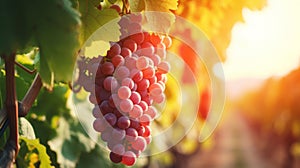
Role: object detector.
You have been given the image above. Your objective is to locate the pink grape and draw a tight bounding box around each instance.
[118,86,131,100]
[112,144,125,155]
[153,93,165,104]
[157,61,171,74]
[122,151,136,166]
[139,114,151,126]
[103,76,118,91]
[119,99,133,113]
[111,54,125,67]
[142,67,155,79]
[136,56,149,70]
[130,32,144,44]
[149,83,163,96]
[131,136,147,151]
[124,56,137,70]
[101,62,114,75]
[104,113,117,126]
[93,118,107,132]
[107,43,121,58]
[138,101,148,112]
[130,91,141,104]
[121,47,132,57]
[115,66,130,79]
[117,116,131,129]
[112,128,126,140]
[144,106,158,119]
[121,78,134,89]
[130,69,143,82]
[129,105,143,118]
[123,39,138,52]
[126,128,138,142]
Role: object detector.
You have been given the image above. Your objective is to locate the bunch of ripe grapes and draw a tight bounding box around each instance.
[74,13,172,166]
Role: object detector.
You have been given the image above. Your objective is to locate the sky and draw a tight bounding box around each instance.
[223,0,300,81]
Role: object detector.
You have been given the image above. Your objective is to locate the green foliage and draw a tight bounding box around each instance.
[19,137,52,168]
[78,0,120,58]
[0,0,81,88]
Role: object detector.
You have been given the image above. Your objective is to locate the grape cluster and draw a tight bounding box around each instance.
[75,14,172,166]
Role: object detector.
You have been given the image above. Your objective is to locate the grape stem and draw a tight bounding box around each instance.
[19,74,42,117]
[0,53,19,166]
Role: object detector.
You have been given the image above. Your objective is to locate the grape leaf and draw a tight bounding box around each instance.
[19,117,36,140]
[75,145,110,168]
[129,0,178,33]
[0,0,81,89]
[19,137,52,168]
[78,0,120,58]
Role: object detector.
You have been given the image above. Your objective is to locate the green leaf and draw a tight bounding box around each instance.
[0,0,81,89]
[19,117,36,140]
[79,0,120,57]
[75,145,110,168]
[129,0,178,33]
[19,137,52,168]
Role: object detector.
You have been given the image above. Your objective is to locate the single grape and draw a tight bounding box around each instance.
[136,56,149,70]
[126,128,138,142]
[115,66,130,80]
[93,118,107,132]
[99,100,113,115]
[153,93,165,104]
[142,67,155,79]
[124,56,137,70]
[103,76,118,91]
[129,105,143,118]
[123,39,138,52]
[143,126,151,137]
[119,99,134,113]
[117,116,131,129]
[118,86,131,100]
[157,61,171,74]
[112,128,126,141]
[144,106,158,119]
[107,43,121,58]
[131,136,147,151]
[92,106,102,118]
[101,129,112,142]
[101,62,114,75]
[137,79,150,91]
[140,42,155,56]
[130,119,140,129]
[112,144,125,156]
[138,101,148,112]
[130,69,143,82]
[150,34,162,46]
[130,91,141,104]
[121,47,132,58]
[104,113,117,126]
[139,114,151,126]
[137,126,145,136]
[122,151,136,166]
[121,78,134,89]
[110,152,122,164]
[111,54,125,67]
[149,83,163,96]
[130,32,144,44]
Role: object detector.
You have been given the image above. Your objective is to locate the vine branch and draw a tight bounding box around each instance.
[19,74,42,117]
